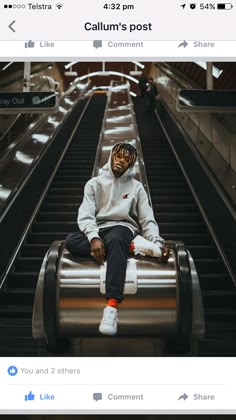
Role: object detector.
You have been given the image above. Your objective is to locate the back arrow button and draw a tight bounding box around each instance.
[8,20,16,32]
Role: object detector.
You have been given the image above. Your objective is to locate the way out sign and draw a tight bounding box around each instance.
[0,91,58,113]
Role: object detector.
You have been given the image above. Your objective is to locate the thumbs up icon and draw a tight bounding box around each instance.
[24,40,35,48]
[25,391,35,401]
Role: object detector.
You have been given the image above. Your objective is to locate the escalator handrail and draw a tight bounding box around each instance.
[174,241,193,348]
[0,114,21,144]
[43,240,64,346]
[0,113,46,167]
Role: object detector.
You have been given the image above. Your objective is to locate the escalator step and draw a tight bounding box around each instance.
[0,305,32,317]
[199,339,236,356]
[7,272,39,288]
[0,318,32,337]
[198,273,233,289]
[44,196,83,204]
[15,258,43,272]
[203,290,236,307]
[0,289,35,305]
[0,337,38,350]
[161,233,212,245]
[187,245,218,259]
[37,211,201,223]
[194,259,225,274]
[27,233,68,243]
[204,319,236,339]
[21,244,50,257]
[31,221,207,234]
[40,203,79,212]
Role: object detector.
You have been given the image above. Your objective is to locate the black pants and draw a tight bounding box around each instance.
[146,96,156,115]
[65,226,134,302]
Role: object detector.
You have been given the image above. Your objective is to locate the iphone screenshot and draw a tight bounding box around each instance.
[0,0,236,415]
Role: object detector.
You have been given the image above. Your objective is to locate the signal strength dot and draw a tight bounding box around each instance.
[56,3,63,9]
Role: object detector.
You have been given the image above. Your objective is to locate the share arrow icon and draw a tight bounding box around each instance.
[178,40,188,48]
[178,393,188,401]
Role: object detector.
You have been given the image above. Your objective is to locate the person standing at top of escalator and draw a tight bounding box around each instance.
[146,77,158,115]
[138,76,148,97]
[65,142,165,336]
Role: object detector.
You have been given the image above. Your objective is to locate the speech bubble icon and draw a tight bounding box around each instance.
[93,392,102,401]
[93,40,102,49]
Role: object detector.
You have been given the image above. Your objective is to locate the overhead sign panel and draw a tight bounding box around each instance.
[177,89,236,112]
[0,91,58,113]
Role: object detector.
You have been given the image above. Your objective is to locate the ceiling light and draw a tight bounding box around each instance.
[132,61,145,69]
[194,62,223,78]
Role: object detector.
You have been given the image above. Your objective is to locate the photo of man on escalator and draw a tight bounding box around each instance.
[0,61,235,358]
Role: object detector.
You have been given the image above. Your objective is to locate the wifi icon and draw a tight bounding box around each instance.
[56,3,63,9]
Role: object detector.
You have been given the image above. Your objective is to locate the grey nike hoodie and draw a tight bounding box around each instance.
[77,154,163,244]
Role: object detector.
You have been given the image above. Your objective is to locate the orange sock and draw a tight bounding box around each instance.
[130,241,135,253]
[107,298,118,309]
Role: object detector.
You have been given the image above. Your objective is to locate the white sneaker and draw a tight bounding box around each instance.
[132,235,162,257]
[99,306,118,335]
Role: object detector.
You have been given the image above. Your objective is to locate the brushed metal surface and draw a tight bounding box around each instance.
[59,308,177,336]
[60,250,176,296]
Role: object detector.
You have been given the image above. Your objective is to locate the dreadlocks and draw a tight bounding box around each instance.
[111,143,137,168]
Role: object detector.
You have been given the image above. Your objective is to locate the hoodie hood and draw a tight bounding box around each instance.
[99,149,136,203]
[101,149,136,180]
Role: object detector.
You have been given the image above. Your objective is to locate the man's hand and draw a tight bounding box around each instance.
[90,238,105,263]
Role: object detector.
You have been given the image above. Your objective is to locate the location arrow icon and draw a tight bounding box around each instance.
[181,4,186,8]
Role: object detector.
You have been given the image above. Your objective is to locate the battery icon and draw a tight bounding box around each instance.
[217,3,233,9]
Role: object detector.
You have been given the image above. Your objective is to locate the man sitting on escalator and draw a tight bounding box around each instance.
[65,142,165,336]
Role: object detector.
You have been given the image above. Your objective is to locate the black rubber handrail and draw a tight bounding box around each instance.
[43,240,69,354]
[167,241,193,353]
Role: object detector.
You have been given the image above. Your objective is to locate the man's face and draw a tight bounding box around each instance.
[111,150,132,177]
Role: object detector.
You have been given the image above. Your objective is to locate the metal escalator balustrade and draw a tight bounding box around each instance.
[133,97,236,356]
[0,94,107,356]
